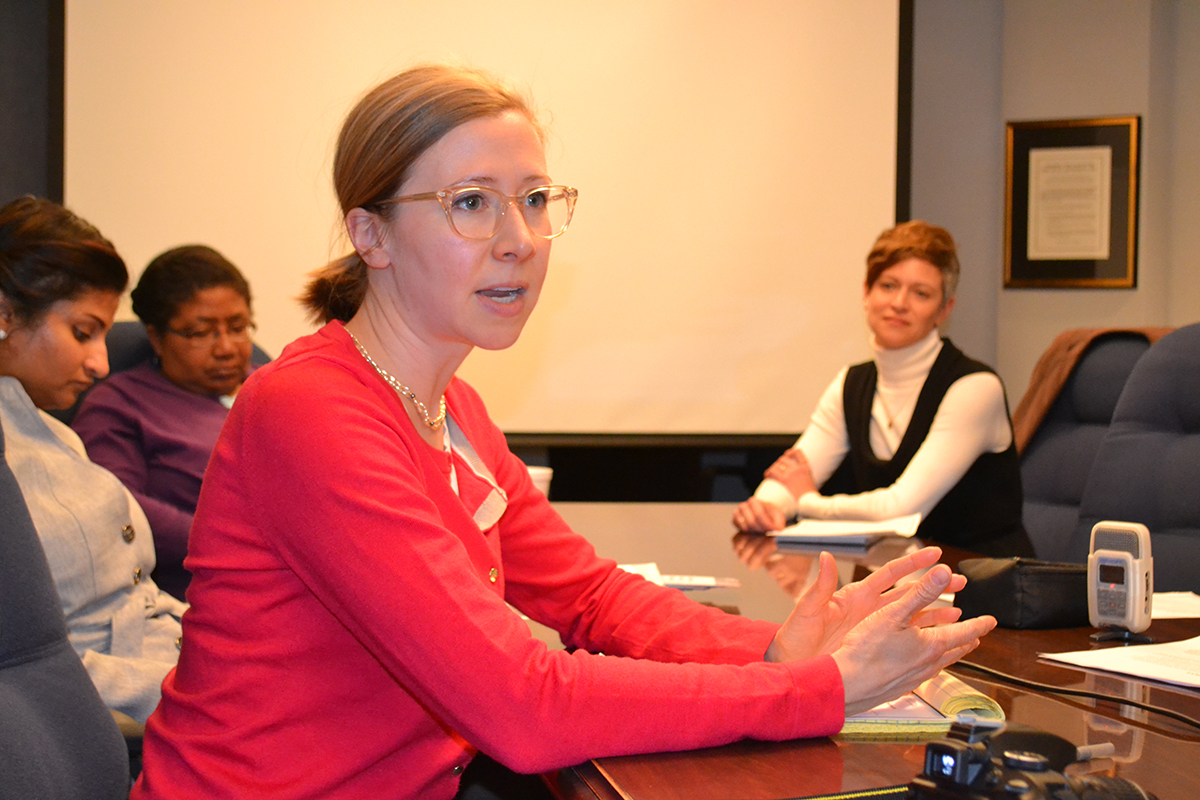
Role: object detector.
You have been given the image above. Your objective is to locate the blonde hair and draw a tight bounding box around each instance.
[302,65,542,323]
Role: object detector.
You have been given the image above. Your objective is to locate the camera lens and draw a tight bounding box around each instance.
[1074,775,1159,800]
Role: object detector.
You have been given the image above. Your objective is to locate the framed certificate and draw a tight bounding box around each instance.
[1004,116,1140,288]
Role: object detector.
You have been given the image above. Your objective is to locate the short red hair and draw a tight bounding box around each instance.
[865,220,959,305]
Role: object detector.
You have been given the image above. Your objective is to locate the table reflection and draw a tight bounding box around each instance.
[730,529,926,602]
[548,504,1200,800]
[731,531,818,600]
[554,502,947,627]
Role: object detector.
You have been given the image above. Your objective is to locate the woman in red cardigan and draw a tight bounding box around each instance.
[132,64,994,800]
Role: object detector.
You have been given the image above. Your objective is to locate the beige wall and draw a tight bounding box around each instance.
[64,1,900,435]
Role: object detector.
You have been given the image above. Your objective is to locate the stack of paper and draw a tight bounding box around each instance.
[1151,592,1200,619]
[769,513,922,549]
[1041,634,1200,688]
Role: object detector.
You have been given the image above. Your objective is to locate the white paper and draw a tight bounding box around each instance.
[770,513,922,545]
[1041,634,1200,689]
[849,692,943,723]
[1151,592,1200,619]
[1027,145,1112,260]
[618,562,665,585]
[618,563,738,590]
[659,574,741,589]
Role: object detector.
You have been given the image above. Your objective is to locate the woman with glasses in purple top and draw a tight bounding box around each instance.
[72,245,256,599]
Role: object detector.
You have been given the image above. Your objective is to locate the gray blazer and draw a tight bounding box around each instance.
[0,377,185,722]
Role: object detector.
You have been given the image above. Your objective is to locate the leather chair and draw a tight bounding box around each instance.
[1018,332,1153,562]
[1068,323,1200,591]
[0,422,132,798]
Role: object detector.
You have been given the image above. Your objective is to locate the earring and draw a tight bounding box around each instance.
[0,330,8,341]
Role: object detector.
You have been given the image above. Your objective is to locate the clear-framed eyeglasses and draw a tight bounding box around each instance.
[164,320,257,349]
[373,184,578,241]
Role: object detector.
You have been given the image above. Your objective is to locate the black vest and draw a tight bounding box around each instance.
[821,339,1033,557]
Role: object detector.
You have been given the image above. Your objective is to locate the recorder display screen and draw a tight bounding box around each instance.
[1099,563,1126,585]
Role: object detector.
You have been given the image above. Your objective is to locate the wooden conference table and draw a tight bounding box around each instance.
[541,502,1200,800]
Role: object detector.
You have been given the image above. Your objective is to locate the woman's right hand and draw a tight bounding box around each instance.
[830,565,996,715]
[732,497,789,533]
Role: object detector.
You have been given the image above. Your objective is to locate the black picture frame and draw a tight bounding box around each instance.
[1005,116,1140,288]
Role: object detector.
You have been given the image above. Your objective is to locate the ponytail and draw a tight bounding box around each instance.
[300,252,368,324]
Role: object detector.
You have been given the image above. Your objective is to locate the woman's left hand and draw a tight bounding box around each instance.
[765,546,967,663]
[764,449,818,498]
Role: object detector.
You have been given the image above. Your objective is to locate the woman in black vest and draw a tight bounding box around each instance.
[734,221,1033,558]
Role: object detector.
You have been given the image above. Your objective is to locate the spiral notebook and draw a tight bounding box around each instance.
[837,671,1004,741]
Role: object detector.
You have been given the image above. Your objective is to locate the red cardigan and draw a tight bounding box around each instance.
[133,323,844,800]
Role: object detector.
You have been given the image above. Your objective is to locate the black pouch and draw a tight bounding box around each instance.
[954,557,1089,629]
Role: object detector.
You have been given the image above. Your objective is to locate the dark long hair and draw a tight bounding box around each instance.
[0,196,128,324]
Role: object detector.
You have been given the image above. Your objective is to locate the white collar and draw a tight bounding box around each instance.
[444,415,508,532]
[870,329,943,387]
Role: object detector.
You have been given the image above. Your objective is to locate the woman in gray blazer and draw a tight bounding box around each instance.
[0,195,185,722]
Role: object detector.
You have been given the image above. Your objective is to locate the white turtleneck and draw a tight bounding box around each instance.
[754,329,1013,522]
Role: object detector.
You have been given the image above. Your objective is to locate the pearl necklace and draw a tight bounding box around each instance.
[348,332,446,430]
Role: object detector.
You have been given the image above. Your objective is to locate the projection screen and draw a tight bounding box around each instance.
[65,0,899,435]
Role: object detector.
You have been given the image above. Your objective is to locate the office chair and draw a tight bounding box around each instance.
[0,421,132,798]
[1069,323,1200,591]
[1017,331,1154,561]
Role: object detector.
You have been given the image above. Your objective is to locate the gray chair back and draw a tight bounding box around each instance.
[1069,323,1200,591]
[0,421,131,798]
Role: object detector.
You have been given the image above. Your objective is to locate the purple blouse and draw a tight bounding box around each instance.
[72,362,237,599]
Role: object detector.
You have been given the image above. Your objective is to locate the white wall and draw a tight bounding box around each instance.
[54,2,1200,437]
[995,0,1195,395]
[912,0,1199,401]
[63,1,900,435]
[910,0,1004,365]
[1163,1,1200,324]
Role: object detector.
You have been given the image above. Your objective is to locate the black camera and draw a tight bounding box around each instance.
[909,720,1157,799]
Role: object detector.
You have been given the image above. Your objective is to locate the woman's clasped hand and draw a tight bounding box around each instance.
[732,448,819,533]
[765,546,994,715]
